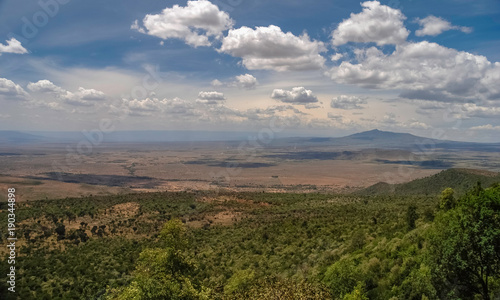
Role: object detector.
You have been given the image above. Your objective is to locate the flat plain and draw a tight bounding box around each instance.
[1,136,498,202]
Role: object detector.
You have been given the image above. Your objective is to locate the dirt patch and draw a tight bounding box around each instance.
[197,195,270,207]
[108,202,140,217]
[187,210,242,228]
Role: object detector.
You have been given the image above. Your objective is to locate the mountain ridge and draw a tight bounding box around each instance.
[0,129,499,149]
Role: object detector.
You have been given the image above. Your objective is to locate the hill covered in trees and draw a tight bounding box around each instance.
[358,168,500,196]
[1,180,499,299]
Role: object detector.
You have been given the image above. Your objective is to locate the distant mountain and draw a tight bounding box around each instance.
[1,129,499,150]
[278,129,500,152]
[357,168,500,196]
[0,131,51,144]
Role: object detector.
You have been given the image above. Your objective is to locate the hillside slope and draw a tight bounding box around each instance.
[357,168,500,196]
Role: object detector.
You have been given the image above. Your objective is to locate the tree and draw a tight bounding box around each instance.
[343,282,369,300]
[439,188,456,210]
[55,223,66,240]
[107,219,208,300]
[323,258,360,298]
[429,185,500,299]
[406,205,418,231]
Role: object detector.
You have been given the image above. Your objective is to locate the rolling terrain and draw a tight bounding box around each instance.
[358,168,500,196]
[0,129,499,201]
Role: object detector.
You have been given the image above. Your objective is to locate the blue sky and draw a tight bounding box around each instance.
[1,0,500,141]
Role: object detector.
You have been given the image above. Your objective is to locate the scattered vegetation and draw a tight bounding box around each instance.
[1,175,499,299]
[358,168,500,196]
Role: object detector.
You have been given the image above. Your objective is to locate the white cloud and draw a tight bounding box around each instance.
[27,80,106,107]
[76,87,106,100]
[0,38,28,55]
[211,79,223,87]
[481,63,500,100]
[470,124,500,131]
[375,113,431,129]
[27,80,64,93]
[329,41,499,102]
[234,74,258,89]
[330,95,367,109]
[245,105,306,119]
[63,94,96,107]
[164,97,198,115]
[381,112,398,124]
[0,78,30,99]
[133,0,233,47]
[271,87,319,104]
[331,1,409,46]
[196,91,226,104]
[212,74,259,89]
[461,103,500,118]
[415,15,472,37]
[330,53,344,61]
[115,97,200,117]
[127,98,166,115]
[407,120,430,129]
[219,25,326,71]
[130,20,145,34]
[113,96,310,127]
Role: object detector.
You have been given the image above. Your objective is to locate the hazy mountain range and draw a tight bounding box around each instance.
[0,129,499,152]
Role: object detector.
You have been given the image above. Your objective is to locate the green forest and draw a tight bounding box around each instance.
[1,171,500,299]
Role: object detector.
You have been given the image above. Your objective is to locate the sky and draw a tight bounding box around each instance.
[0,0,500,142]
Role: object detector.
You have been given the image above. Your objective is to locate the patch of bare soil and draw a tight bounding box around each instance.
[187,210,242,228]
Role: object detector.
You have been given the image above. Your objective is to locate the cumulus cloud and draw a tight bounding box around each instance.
[0,78,30,99]
[415,15,472,37]
[381,112,398,124]
[27,80,64,93]
[127,98,167,115]
[331,1,409,46]
[329,41,499,102]
[406,120,430,129]
[211,79,223,87]
[460,103,500,118]
[375,113,430,129]
[481,63,500,100]
[470,124,500,131]
[27,80,106,107]
[76,87,106,100]
[133,0,233,47]
[115,97,200,117]
[131,20,145,34]
[271,87,318,104]
[211,74,258,89]
[234,74,258,89]
[0,38,28,55]
[219,25,326,71]
[114,96,309,127]
[196,91,226,104]
[330,95,367,109]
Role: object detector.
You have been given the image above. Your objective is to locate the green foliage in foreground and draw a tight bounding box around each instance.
[1,184,499,299]
[429,183,500,299]
[108,219,209,300]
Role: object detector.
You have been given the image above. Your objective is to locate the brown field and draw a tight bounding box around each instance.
[0,141,499,201]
